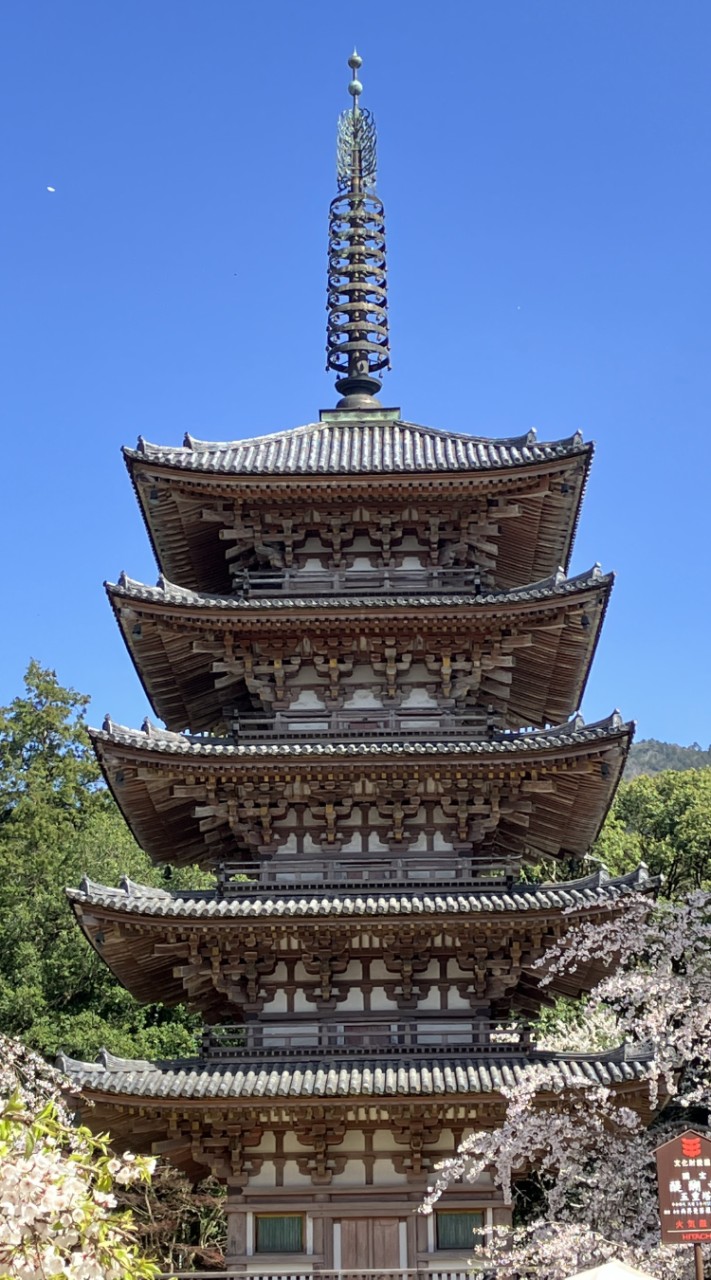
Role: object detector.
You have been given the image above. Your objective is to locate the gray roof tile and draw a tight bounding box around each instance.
[94,711,631,761]
[125,420,588,478]
[109,565,610,613]
[56,1044,651,1101]
[67,866,652,921]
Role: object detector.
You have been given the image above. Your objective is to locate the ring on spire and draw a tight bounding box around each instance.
[326,51,391,409]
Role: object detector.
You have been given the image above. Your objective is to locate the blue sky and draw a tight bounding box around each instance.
[2,1,709,745]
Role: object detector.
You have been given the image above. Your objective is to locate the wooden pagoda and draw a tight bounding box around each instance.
[60,53,651,1276]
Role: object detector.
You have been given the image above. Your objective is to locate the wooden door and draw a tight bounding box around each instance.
[341,1217,401,1275]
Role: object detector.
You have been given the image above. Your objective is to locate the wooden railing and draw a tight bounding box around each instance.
[160,1271,475,1280]
[232,709,496,743]
[200,1020,531,1060]
[215,855,520,896]
[232,566,486,598]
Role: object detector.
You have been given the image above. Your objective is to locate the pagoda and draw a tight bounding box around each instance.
[60,54,653,1275]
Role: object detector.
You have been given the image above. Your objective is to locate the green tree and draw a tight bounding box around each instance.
[0,662,206,1061]
[594,766,711,898]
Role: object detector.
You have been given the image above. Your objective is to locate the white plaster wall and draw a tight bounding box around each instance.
[344,665,382,696]
[281,1159,313,1187]
[418,986,443,1010]
[338,986,365,1012]
[261,988,288,1014]
[343,687,385,708]
[349,535,376,553]
[369,986,399,1011]
[328,1160,367,1186]
[400,686,439,708]
[367,830,390,852]
[340,830,363,853]
[372,1157,409,1185]
[398,535,427,553]
[433,830,455,851]
[446,988,473,1010]
[274,833,298,856]
[337,1130,366,1154]
[246,1161,277,1188]
[372,1127,395,1153]
[289,688,328,709]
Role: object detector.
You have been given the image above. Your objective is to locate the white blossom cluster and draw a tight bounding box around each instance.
[422,891,711,1279]
[0,1035,158,1280]
[0,1033,71,1120]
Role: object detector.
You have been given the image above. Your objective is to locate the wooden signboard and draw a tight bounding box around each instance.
[655,1129,711,1245]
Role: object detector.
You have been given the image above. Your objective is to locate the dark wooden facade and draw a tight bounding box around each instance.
[62,407,647,1274]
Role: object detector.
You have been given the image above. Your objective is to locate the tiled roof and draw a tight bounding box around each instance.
[125,420,589,477]
[94,711,630,760]
[109,565,610,613]
[67,866,652,922]
[57,1044,652,1100]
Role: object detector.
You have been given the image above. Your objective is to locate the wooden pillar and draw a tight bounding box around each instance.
[225,1186,247,1270]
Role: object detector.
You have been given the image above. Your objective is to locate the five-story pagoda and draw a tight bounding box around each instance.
[61,54,652,1275]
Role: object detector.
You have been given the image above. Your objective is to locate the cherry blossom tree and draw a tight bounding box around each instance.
[423,891,711,1279]
[0,1033,158,1280]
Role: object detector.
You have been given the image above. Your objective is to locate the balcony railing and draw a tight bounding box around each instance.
[232,566,486,598]
[232,709,497,743]
[160,1271,475,1280]
[215,854,520,896]
[200,1020,531,1061]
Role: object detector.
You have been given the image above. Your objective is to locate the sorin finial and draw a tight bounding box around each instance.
[326,51,391,409]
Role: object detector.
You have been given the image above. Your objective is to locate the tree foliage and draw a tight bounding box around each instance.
[117,1166,227,1272]
[596,767,711,897]
[0,661,206,1062]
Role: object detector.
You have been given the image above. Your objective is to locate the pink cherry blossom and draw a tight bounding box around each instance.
[423,891,711,1280]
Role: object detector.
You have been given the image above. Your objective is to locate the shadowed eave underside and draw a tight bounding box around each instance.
[123,423,592,595]
[65,865,655,1011]
[55,1043,657,1181]
[89,713,633,871]
[106,565,612,735]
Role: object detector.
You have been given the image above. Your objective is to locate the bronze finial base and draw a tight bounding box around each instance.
[334,373,383,409]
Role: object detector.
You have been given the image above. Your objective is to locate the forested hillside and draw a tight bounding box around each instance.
[625,737,711,778]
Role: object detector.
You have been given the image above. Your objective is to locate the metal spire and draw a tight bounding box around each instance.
[326,50,391,409]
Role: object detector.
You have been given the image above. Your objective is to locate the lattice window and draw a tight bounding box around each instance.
[255,1214,304,1252]
[436,1210,485,1250]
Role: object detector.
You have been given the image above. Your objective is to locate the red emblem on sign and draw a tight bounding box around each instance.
[655,1131,711,1245]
